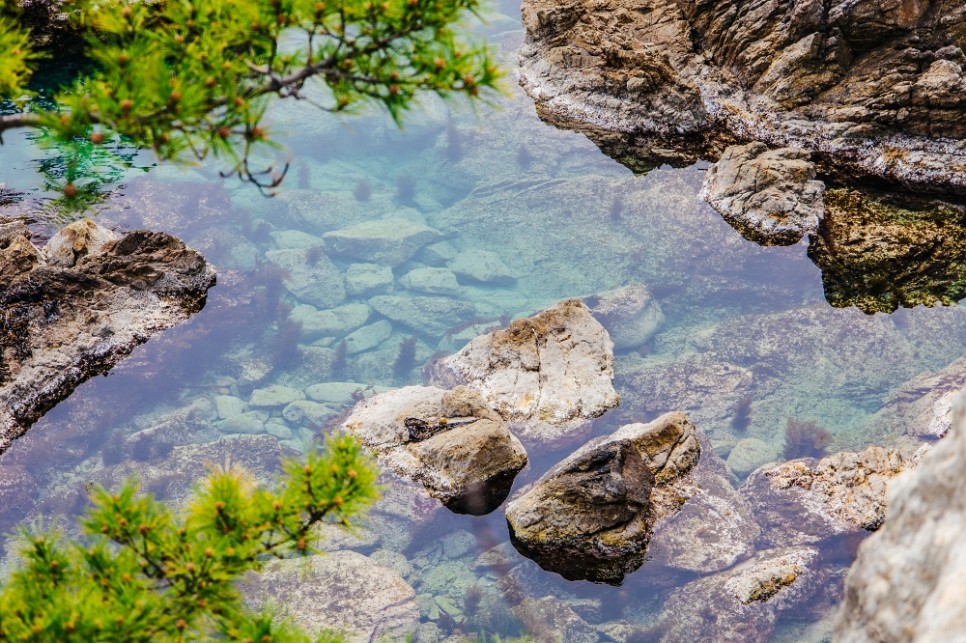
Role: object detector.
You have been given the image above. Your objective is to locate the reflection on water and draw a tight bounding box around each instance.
[1,11,965,643]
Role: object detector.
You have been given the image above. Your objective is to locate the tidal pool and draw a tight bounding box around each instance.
[1,5,965,641]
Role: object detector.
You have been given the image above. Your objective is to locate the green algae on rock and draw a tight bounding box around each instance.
[808,189,966,313]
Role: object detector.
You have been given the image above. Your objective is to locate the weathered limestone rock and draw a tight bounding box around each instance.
[341,385,528,514]
[583,283,665,351]
[429,299,620,447]
[0,220,215,454]
[742,446,907,547]
[243,551,420,642]
[505,438,655,584]
[657,546,825,643]
[836,391,966,642]
[702,143,825,245]
[322,218,442,267]
[520,0,966,195]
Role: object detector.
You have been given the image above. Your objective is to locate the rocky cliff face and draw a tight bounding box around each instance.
[835,389,966,641]
[0,219,216,453]
[520,0,966,215]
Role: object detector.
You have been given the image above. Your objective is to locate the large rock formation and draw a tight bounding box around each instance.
[835,390,966,641]
[0,219,215,454]
[428,299,621,447]
[521,0,966,193]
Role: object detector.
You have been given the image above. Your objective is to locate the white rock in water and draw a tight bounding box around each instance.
[429,299,620,447]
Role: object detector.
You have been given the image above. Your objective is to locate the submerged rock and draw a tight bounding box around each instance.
[323,218,442,267]
[341,385,528,514]
[656,546,825,643]
[264,247,345,310]
[836,391,966,641]
[242,551,420,642]
[429,299,620,447]
[742,446,907,547]
[647,431,761,574]
[702,143,825,246]
[583,283,665,351]
[505,438,654,584]
[0,220,215,454]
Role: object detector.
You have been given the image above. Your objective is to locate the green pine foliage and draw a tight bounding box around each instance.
[0,0,502,191]
[0,434,380,642]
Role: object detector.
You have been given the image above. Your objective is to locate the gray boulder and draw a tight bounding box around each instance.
[341,385,528,514]
[429,299,620,447]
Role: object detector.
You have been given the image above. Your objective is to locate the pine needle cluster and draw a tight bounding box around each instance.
[0,0,502,192]
[0,434,380,642]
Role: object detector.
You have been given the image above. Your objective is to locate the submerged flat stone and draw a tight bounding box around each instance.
[323,218,442,267]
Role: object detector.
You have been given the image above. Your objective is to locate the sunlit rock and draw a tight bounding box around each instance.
[341,385,528,514]
[520,0,966,195]
[836,390,966,641]
[429,299,620,447]
[702,143,825,246]
[741,446,907,547]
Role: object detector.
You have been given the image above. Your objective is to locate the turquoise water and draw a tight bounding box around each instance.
[2,8,966,642]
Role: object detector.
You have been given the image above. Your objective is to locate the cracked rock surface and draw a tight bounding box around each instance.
[428,299,620,447]
[0,219,215,454]
[702,142,826,245]
[520,0,966,194]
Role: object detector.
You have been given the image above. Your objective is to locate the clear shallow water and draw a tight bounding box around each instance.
[1,8,966,642]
